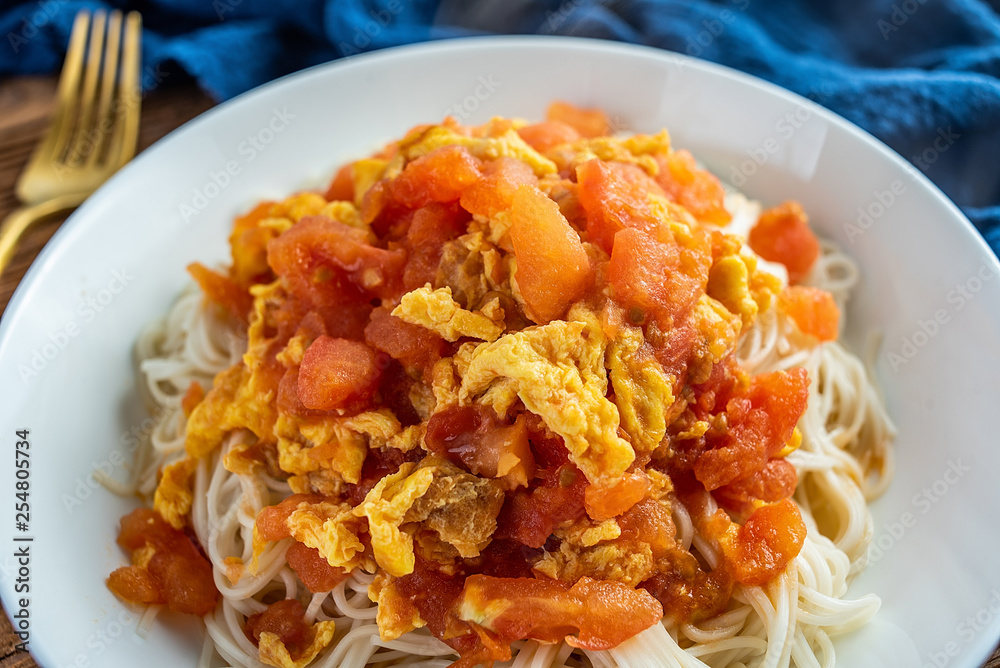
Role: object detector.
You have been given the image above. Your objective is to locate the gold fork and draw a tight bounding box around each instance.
[0,9,141,275]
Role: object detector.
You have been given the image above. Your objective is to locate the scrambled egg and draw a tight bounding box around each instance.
[392,286,505,342]
[258,620,337,668]
[459,313,635,488]
[403,125,557,176]
[285,500,367,571]
[153,456,197,529]
[609,325,675,456]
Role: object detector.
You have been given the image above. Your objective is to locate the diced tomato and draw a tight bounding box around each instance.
[517,120,582,153]
[714,458,798,515]
[718,498,806,586]
[107,566,165,605]
[187,262,252,324]
[584,469,649,521]
[254,494,325,543]
[403,202,469,291]
[655,150,731,225]
[112,508,218,615]
[748,201,820,284]
[693,368,808,490]
[244,599,310,650]
[364,307,446,376]
[426,405,535,488]
[779,285,840,342]
[609,227,707,330]
[640,552,733,625]
[460,157,538,218]
[391,145,482,209]
[267,215,406,304]
[324,163,354,202]
[547,101,611,138]
[495,464,587,548]
[458,575,662,650]
[296,336,383,411]
[509,185,593,323]
[576,159,666,254]
[286,542,350,593]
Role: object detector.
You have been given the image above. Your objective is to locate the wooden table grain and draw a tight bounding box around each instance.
[0,75,998,668]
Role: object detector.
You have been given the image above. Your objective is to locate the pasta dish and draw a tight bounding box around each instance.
[106,102,895,668]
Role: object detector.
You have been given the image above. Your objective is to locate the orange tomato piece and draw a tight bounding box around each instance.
[655,150,731,225]
[107,565,165,605]
[584,469,650,521]
[779,285,840,342]
[254,494,325,543]
[509,185,593,323]
[364,307,446,375]
[714,458,798,515]
[324,163,354,202]
[547,101,612,138]
[517,120,582,153]
[187,262,252,324]
[748,201,820,283]
[460,157,538,218]
[244,599,310,649]
[286,542,350,593]
[576,159,666,254]
[403,202,469,291]
[391,145,482,209]
[719,498,806,586]
[459,575,663,650]
[296,336,382,411]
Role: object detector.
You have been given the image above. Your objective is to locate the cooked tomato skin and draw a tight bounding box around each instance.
[296,336,383,411]
[748,201,820,284]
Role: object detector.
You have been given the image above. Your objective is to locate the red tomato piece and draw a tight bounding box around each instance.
[254,494,325,543]
[584,470,650,522]
[655,150,731,225]
[460,157,538,218]
[296,336,383,411]
[391,145,482,209]
[779,285,840,342]
[547,101,611,138]
[714,458,798,515]
[458,575,663,650]
[576,159,667,254]
[286,542,350,593]
[363,307,446,375]
[516,120,582,153]
[509,185,593,323]
[187,262,252,324]
[720,498,806,586]
[426,405,535,488]
[403,202,469,291]
[324,163,354,202]
[244,599,310,649]
[748,201,820,284]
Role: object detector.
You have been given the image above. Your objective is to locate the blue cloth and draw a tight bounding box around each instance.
[2,0,999,253]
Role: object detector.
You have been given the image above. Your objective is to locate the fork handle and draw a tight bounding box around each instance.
[0,192,89,276]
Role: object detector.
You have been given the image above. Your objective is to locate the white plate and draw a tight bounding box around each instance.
[1,36,999,668]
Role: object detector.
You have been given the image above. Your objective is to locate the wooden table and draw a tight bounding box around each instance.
[0,75,998,668]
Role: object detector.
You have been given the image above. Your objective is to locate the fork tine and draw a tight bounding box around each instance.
[83,10,122,168]
[107,11,142,169]
[25,11,90,168]
[68,10,107,165]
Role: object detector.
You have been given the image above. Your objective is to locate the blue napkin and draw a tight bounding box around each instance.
[2,0,999,254]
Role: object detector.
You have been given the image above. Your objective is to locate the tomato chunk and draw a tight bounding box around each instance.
[584,469,649,521]
[403,202,468,291]
[188,262,252,324]
[254,494,325,543]
[719,498,806,586]
[324,163,354,202]
[460,157,538,218]
[715,458,798,515]
[244,599,310,649]
[107,565,165,605]
[297,336,382,411]
[655,150,731,225]
[748,201,820,284]
[286,542,350,593]
[517,120,582,153]
[576,159,666,254]
[509,185,593,323]
[364,307,446,375]
[779,285,840,342]
[547,101,611,138]
[426,405,535,489]
[458,575,662,650]
[391,145,482,209]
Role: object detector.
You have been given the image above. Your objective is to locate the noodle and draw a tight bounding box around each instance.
[112,113,896,668]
